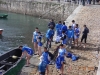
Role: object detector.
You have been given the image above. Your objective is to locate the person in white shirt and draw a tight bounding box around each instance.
[71,20,76,45]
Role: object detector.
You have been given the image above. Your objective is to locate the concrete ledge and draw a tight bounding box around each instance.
[65,5,83,25]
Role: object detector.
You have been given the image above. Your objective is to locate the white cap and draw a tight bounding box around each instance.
[0,29,3,31]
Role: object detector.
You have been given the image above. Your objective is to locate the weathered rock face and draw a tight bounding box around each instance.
[0,0,78,21]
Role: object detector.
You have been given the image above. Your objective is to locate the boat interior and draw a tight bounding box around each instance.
[0,48,22,72]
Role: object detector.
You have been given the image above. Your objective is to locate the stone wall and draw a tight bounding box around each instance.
[0,0,78,21]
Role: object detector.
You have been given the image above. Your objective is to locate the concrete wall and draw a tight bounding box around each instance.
[0,0,78,21]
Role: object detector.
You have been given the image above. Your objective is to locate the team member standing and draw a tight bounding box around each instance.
[61,31,67,45]
[46,27,54,49]
[61,22,67,32]
[74,24,80,47]
[80,25,89,48]
[71,20,76,44]
[56,44,67,75]
[67,26,74,48]
[32,27,39,55]
[19,46,34,66]
[37,32,43,56]
[38,56,48,75]
[55,21,63,36]
[42,47,50,75]
[48,19,55,29]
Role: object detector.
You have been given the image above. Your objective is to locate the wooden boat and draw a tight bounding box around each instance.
[0,14,8,18]
[0,48,25,75]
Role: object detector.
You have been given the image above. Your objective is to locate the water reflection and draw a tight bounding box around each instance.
[0,11,48,54]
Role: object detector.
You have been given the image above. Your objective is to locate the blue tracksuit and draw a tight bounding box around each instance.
[38,61,47,73]
[46,29,53,39]
[42,52,50,64]
[61,25,67,32]
[67,29,74,38]
[55,23,63,36]
[22,46,34,55]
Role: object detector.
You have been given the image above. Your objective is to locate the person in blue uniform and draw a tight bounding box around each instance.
[37,32,43,56]
[61,22,67,32]
[55,21,63,36]
[19,46,34,66]
[42,47,50,75]
[46,27,54,49]
[32,27,39,55]
[74,24,80,46]
[61,31,67,45]
[38,56,48,75]
[67,26,74,48]
[56,44,67,75]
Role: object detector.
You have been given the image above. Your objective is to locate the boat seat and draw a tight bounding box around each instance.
[0,62,13,66]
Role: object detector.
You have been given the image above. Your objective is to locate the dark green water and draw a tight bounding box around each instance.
[0,11,48,55]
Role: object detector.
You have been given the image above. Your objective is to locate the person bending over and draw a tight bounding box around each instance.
[19,46,34,66]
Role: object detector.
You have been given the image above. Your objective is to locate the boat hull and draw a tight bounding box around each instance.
[0,48,26,75]
[0,14,8,18]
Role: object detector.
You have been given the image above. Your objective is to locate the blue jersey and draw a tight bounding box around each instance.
[67,29,74,38]
[22,46,34,55]
[55,23,62,31]
[61,34,67,44]
[61,25,67,32]
[56,55,63,69]
[74,28,80,36]
[46,29,53,39]
[38,61,47,72]
[37,35,42,42]
[37,35,43,46]
[33,31,38,40]
[56,24,62,36]
[58,48,67,56]
[58,48,67,63]
[42,52,50,64]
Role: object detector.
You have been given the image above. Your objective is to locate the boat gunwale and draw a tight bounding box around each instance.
[0,47,22,75]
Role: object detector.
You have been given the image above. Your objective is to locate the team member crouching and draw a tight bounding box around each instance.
[19,46,34,66]
[37,32,43,56]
